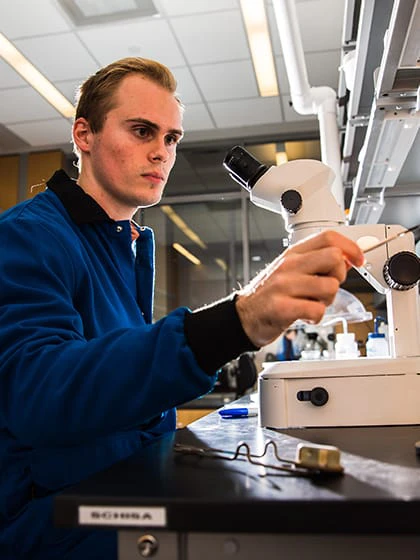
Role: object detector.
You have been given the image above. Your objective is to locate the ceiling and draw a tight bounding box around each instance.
[0,0,419,241]
[0,0,341,184]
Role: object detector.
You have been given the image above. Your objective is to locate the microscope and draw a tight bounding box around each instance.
[224,146,420,428]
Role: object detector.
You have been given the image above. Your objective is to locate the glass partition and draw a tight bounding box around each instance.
[142,199,243,319]
[141,193,289,321]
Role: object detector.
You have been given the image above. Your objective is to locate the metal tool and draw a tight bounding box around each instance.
[362,224,420,254]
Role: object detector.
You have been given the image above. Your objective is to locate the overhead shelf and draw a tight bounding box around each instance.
[339,0,420,224]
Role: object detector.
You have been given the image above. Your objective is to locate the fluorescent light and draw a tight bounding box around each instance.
[0,33,75,119]
[160,205,207,249]
[215,258,228,271]
[240,0,279,97]
[275,142,288,166]
[276,151,288,165]
[172,243,201,265]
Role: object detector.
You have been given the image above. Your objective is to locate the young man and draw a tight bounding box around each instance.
[0,57,364,559]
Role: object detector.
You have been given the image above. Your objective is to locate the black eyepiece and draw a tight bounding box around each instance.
[223,146,269,192]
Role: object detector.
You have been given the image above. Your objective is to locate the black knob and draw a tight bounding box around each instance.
[383,251,420,291]
[281,189,302,214]
[297,387,329,406]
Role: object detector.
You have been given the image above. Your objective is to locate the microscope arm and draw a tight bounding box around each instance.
[333,224,420,359]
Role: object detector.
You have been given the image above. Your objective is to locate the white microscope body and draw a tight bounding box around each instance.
[224,147,420,428]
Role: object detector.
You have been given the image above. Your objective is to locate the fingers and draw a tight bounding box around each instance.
[279,248,349,284]
[237,267,340,347]
[276,273,340,306]
[247,245,349,297]
[280,296,329,325]
[288,230,364,268]
[236,230,364,348]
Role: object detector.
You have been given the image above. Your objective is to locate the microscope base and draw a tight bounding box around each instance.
[259,356,420,428]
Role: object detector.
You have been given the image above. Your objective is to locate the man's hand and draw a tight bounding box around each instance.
[235,230,365,348]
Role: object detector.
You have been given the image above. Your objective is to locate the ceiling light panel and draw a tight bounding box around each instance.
[58,0,158,26]
[74,0,138,17]
[240,0,279,97]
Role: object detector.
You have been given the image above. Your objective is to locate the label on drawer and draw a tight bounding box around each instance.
[78,505,167,527]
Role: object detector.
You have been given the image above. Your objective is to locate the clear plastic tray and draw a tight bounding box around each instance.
[291,288,372,328]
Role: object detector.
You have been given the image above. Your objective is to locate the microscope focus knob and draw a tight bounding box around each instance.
[297,387,329,406]
[383,251,420,291]
[281,189,302,214]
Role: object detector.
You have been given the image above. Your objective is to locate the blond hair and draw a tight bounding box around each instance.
[75,57,180,133]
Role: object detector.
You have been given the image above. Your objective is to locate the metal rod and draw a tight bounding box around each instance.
[362,224,419,254]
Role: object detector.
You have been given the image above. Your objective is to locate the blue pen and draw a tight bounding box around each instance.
[218,407,258,418]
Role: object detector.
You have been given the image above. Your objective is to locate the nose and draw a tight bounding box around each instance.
[148,137,170,163]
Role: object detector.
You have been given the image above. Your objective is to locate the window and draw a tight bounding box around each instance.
[142,198,244,319]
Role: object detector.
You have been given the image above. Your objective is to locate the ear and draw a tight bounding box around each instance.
[72,118,93,154]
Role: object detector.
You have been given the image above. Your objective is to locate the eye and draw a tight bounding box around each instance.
[133,126,151,138]
[165,134,180,146]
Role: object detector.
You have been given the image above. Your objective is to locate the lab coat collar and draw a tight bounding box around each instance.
[46,169,112,225]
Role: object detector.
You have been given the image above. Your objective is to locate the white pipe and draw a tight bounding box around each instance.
[272,0,345,211]
[317,90,344,204]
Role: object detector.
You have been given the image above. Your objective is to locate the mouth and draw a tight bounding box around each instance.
[142,172,165,184]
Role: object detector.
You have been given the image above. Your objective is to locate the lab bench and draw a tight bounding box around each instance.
[54,396,420,559]
[176,392,237,428]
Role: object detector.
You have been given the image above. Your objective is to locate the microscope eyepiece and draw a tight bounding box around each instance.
[223,146,269,192]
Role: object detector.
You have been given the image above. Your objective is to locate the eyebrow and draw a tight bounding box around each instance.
[126,118,184,139]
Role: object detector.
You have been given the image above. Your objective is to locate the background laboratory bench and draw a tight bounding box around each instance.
[55,397,420,559]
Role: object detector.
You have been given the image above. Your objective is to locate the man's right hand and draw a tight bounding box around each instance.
[235,230,364,348]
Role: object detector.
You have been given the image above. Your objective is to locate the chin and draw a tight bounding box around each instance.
[137,196,162,209]
[131,185,164,209]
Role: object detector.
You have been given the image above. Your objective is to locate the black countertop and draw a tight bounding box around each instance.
[177,391,237,409]
[54,397,420,534]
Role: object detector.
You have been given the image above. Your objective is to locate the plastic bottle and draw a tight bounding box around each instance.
[366,317,389,358]
[301,332,322,360]
[335,332,359,359]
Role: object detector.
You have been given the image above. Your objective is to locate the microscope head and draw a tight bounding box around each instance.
[223,146,345,242]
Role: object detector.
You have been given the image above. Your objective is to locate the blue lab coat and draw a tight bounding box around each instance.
[0,171,220,559]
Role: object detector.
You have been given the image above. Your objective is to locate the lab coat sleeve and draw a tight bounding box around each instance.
[0,219,216,447]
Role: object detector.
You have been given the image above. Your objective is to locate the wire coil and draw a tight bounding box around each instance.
[174,439,338,477]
